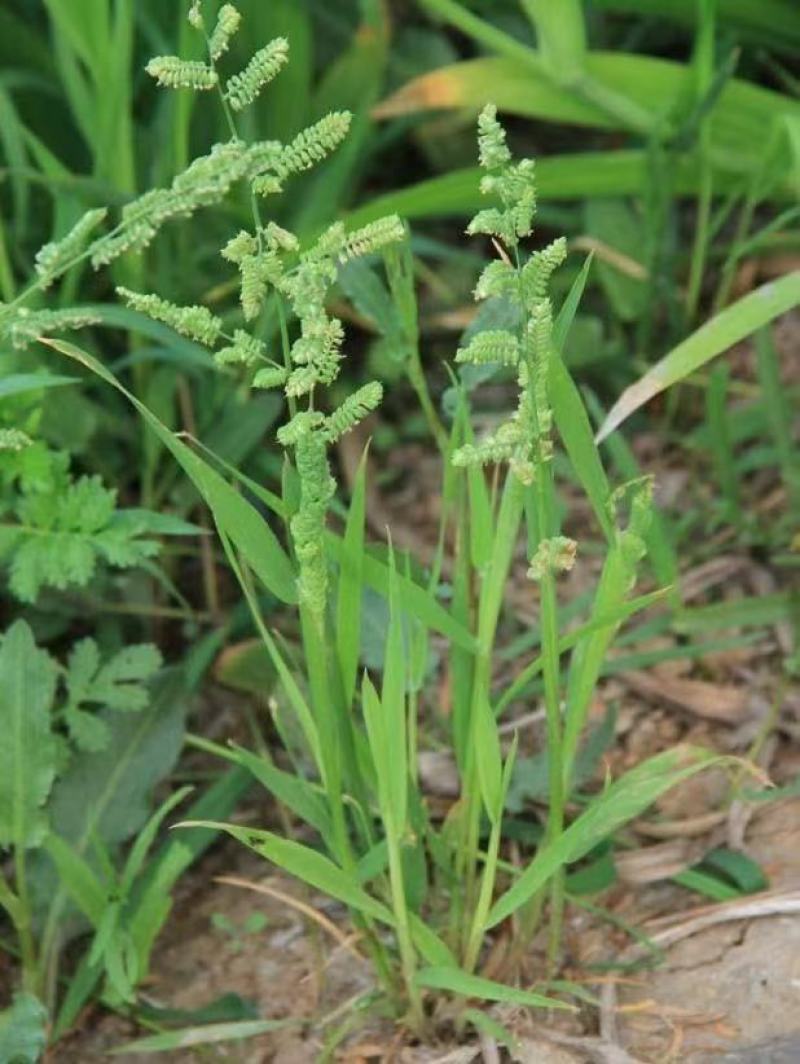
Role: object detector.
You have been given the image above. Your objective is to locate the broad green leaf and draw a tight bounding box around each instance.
[414,967,573,1010]
[591,0,800,53]
[522,0,586,79]
[48,669,187,847]
[673,867,740,901]
[382,558,409,829]
[495,586,671,715]
[699,847,768,894]
[44,338,297,605]
[0,993,47,1064]
[407,915,457,968]
[0,621,57,849]
[488,747,728,926]
[467,462,493,572]
[463,1008,519,1053]
[597,273,800,440]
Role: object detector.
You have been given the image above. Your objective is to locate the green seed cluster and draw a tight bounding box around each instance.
[225,38,289,111]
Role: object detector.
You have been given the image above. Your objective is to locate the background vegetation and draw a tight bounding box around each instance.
[0,0,797,1058]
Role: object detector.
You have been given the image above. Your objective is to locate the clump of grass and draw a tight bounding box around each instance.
[27,0,741,1043]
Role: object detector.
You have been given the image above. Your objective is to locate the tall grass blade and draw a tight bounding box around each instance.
[597,273,800,440]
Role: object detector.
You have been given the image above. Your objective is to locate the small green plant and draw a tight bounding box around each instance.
[0,620,184,1038]
[211,910,268,953]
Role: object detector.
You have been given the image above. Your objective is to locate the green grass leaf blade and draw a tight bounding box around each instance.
[179,821,393,926]
[488,747,728,927]
[110,1019,292,1054]
[597,273,800,440]
[414,967,574,1010]
[549,355,613,542]
[336,448,368,708]
[42,834,106,926]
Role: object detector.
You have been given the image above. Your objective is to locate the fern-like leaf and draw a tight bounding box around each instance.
[7,475,160,603]
[64,639,162,752]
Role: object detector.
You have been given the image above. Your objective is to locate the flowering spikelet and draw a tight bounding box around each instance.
[522,237,567,303]
[263,112,351,186]
[264,223,299,252]
[3,307,101,350]
[527,537,577,580]
[92,142,250,266]
[452,107,566,485]
[324,382,383,442]
[146,56,218,90]
[610,478,653,567]
[116,287,222,346]
[35,209,107,286]
[474,259,516,302]
[277,411,325,448]
[456,330,520,367]
[338,216,406,263]
[245,140,283,181]
[253,366,287,390]
[221,230,258,264]
[290,431,335,616]
[477,104,511,171]
[240,254,279,321]
[214,330,265,367]
[0,429,33,452]
[225,38,289,111]
[188,1,204,29]
[452,420,522,469]
[209,4,241,60]
[285,365,319,399]
[290,317,343,375]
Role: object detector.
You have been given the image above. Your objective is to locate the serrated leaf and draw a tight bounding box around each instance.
[0,993,47,1064]
[0,621,58,849]
[7,473,160,603]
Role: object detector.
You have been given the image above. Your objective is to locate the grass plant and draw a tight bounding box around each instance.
[0,1,796,1054]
